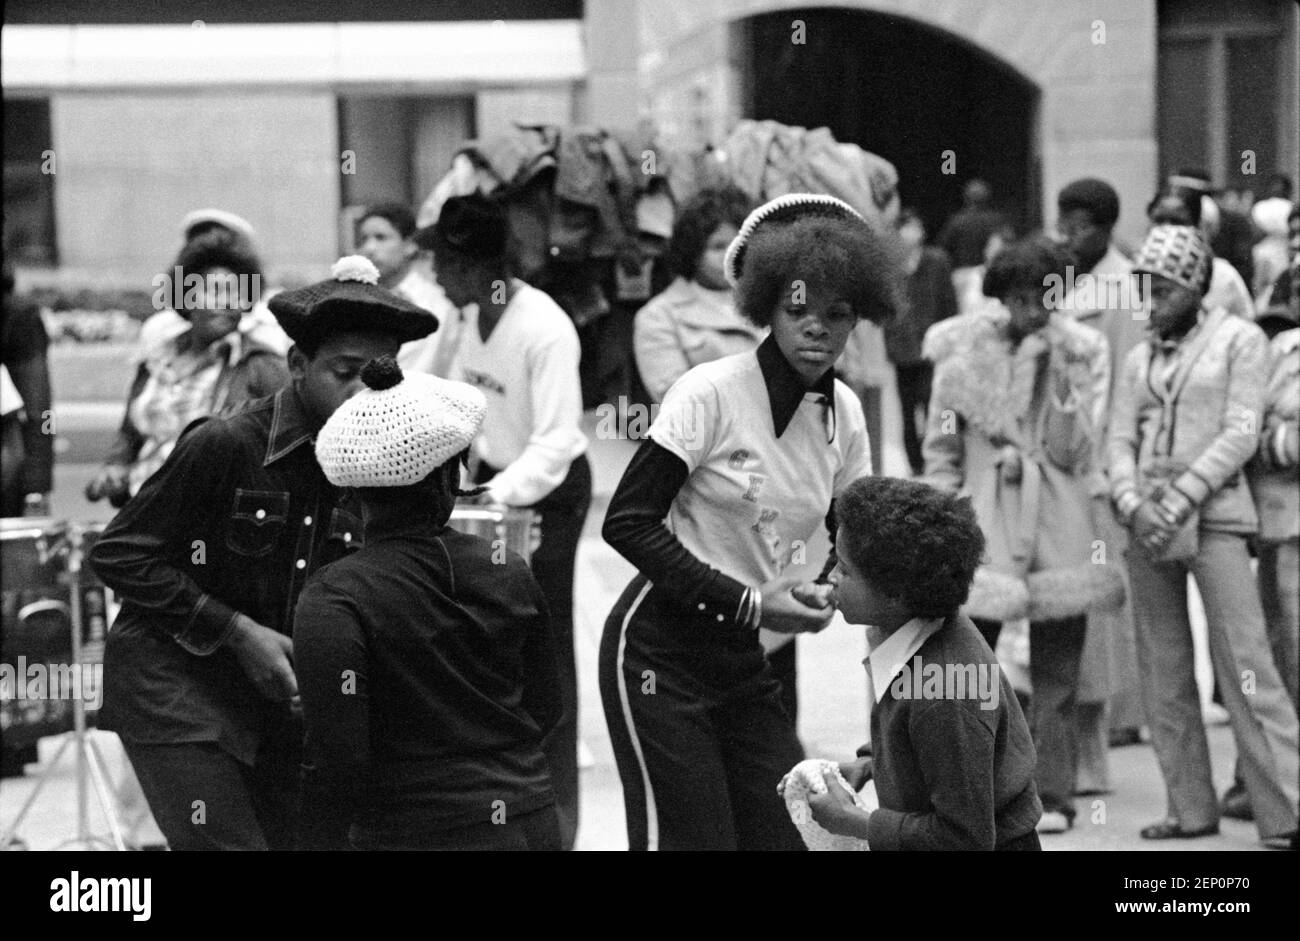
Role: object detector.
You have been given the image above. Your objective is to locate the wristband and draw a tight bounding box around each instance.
[1272,425,1295,468]
[1114,490,1142,523]
[734,588,752,629]
[1159,485,1195,525]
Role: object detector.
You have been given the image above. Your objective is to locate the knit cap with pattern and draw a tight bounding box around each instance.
[723,192,867,287]
[316,355,486,488]
[1132,223,1212,294]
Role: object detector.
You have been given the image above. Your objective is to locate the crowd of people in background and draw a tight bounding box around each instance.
[2,153,1296,852]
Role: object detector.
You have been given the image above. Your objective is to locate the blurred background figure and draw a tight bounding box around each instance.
[176,209,291,351]
[923,236,1120,836]
[1052,176,1144,791]
[1257,203,1300,320]
[1169,169,1256,293]
[633,185,758,403]
[84,229,289,507]
[1251,175,1294,305]
[354,201,457,376]
[1,260,54,517]
[1252,304,1299,719]
[1148,184,1255,321]
[938,179,1008,272]
[882,208,957,476]
[1222,202,1300,825]
[952,222,1016,318]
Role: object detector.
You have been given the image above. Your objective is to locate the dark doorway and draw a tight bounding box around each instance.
[739,7,1040,240]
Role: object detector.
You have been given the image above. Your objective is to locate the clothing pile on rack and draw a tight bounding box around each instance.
[417,120,903,432]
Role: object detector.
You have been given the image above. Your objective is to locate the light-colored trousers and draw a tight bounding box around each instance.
[1128,530,1299,838]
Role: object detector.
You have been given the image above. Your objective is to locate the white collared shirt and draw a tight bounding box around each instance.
[863,617,945,705]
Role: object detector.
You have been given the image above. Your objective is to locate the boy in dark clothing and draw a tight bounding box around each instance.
[296,356,560,850]
[801,476,1042,850]
[90,256,436,850]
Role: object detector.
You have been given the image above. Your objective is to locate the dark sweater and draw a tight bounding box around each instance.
[884,247,959,365]
[294,517,561,849]
[864,612,1041,850]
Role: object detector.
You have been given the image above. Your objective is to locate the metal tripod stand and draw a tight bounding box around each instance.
[1,523,129,850]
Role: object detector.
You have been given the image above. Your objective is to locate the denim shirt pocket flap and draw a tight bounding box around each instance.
[226,488,290,557]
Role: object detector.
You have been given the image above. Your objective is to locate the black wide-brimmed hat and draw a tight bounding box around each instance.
[268,256,438,347]
[414,192,508,259]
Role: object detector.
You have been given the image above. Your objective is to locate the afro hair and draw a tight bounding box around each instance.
[981,235,1077,302]
[734,213,902,327]
[836,476,986,619]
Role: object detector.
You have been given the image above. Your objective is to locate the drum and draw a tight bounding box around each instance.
[446,506,537,564]
[1,518,70,663]
[1,519,107,749]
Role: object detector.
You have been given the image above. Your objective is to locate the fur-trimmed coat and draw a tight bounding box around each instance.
[922,309,1125,623]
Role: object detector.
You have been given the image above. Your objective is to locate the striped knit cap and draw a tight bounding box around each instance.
[316,356,486,488]
[723,193,866,287]
[1132,224,1212,294]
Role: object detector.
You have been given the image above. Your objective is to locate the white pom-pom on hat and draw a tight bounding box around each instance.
[723,193,866,287]
[331,255,381,285]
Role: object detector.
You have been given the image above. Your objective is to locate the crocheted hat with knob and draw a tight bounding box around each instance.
[723,192,868,287]
[315,355,487,488]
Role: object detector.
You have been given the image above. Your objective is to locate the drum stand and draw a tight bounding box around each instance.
[1,524,130,851]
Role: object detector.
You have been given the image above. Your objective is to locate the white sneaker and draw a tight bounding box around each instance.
[1036,810,1071,834]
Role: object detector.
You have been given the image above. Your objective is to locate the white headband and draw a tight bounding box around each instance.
[723,193,866,287]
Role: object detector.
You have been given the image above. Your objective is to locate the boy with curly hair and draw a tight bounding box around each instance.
[805,475,1043,850]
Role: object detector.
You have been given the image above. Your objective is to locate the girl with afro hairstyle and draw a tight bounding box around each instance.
[600,193,899,850]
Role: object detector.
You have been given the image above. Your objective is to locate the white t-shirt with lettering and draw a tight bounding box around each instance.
[453,281,588,506]
[648,352,873,586]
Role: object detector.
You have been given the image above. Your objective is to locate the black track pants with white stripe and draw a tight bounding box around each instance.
[599,574,806,851]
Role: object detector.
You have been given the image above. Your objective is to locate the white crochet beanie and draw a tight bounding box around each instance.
[316,356,486,488]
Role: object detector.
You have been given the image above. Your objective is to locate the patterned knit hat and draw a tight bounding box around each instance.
[316,356,487,488]
[1131,224,1212,294]
[723,193,866,287]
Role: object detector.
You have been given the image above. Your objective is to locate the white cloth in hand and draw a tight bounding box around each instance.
[782,758,876,852]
